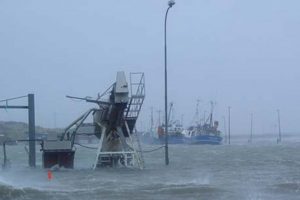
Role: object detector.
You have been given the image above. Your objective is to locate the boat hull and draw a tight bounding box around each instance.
[166,136,185,144]
[186,135,222,145]
[140,135,185,145]
[156,135,185,144]
[140,133,222,145]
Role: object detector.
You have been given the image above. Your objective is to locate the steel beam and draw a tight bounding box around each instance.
[0,105,28,109]
[28,94,36,167]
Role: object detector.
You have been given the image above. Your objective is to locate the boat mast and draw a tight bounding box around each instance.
[168,102,173,124]
[195,99,200,125]
[150,107,154,133]
[181,114,184,126]
[158,109,162,126]
[209,101,214,127]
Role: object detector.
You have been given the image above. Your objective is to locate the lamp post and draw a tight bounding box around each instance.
[164,0,175,166]
[277,109,281,144]
[228,106,231,145]
[249,113,253,144]
[223,116,227,144]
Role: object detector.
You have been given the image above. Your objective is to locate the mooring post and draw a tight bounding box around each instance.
[28,94,36,167]
[3,142,7,168]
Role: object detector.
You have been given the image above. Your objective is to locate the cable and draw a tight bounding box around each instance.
[75,142,164,153]
[74,143,97,150]
[139,146,165,153]
[0,95,27,103]
[97,83,114,100]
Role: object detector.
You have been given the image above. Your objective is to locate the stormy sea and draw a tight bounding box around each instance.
[0,135,299,200]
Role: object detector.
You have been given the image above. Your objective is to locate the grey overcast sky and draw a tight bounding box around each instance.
[0,0,299,135]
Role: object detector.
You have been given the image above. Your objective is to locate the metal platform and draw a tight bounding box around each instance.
[93,72,145,169]
[94,151,134,168]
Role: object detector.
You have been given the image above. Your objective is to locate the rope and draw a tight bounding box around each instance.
[75,142,164,153]
[0,95,27,103]
[139,146,165,153]
[74,143,97,150]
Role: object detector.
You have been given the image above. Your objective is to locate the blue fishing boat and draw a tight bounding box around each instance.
[183,101,223,145]
[183,125,223,145]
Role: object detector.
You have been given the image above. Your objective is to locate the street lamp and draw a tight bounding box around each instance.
[228,106,231,145]
[277,109,281,144]
[164,0,175,166]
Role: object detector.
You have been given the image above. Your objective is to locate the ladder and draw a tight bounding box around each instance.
[125,72,145,119]
[124,72,145,168]
[124,121,144,169]
[132,127,145,168]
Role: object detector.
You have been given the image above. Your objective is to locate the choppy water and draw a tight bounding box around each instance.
[1,135,300,200]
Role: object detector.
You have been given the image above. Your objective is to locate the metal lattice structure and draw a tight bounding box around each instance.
[39,71,146,170]
[125,72,145,119]
[92,72,145,169]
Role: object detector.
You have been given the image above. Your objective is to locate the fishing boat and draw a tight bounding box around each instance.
[154,102,185,144]
[139,120,185,145]
[157,120,185,144]
[183,101,223,145]
[140,103,185,144]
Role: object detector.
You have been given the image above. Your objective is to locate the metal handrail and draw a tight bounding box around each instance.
[2,139,43,169]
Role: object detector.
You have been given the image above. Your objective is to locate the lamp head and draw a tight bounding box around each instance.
[168,0,175,7]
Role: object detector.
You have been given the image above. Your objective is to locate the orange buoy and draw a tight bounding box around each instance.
[47,170,53,181]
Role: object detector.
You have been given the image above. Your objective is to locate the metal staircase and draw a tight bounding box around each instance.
[124,72,145,168]
[132,127,145,168]
[125,72,145,119]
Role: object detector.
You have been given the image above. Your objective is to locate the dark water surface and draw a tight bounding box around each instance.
[1,138,300,200]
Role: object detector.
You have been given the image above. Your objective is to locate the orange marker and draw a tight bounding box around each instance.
[47,170,53,181]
